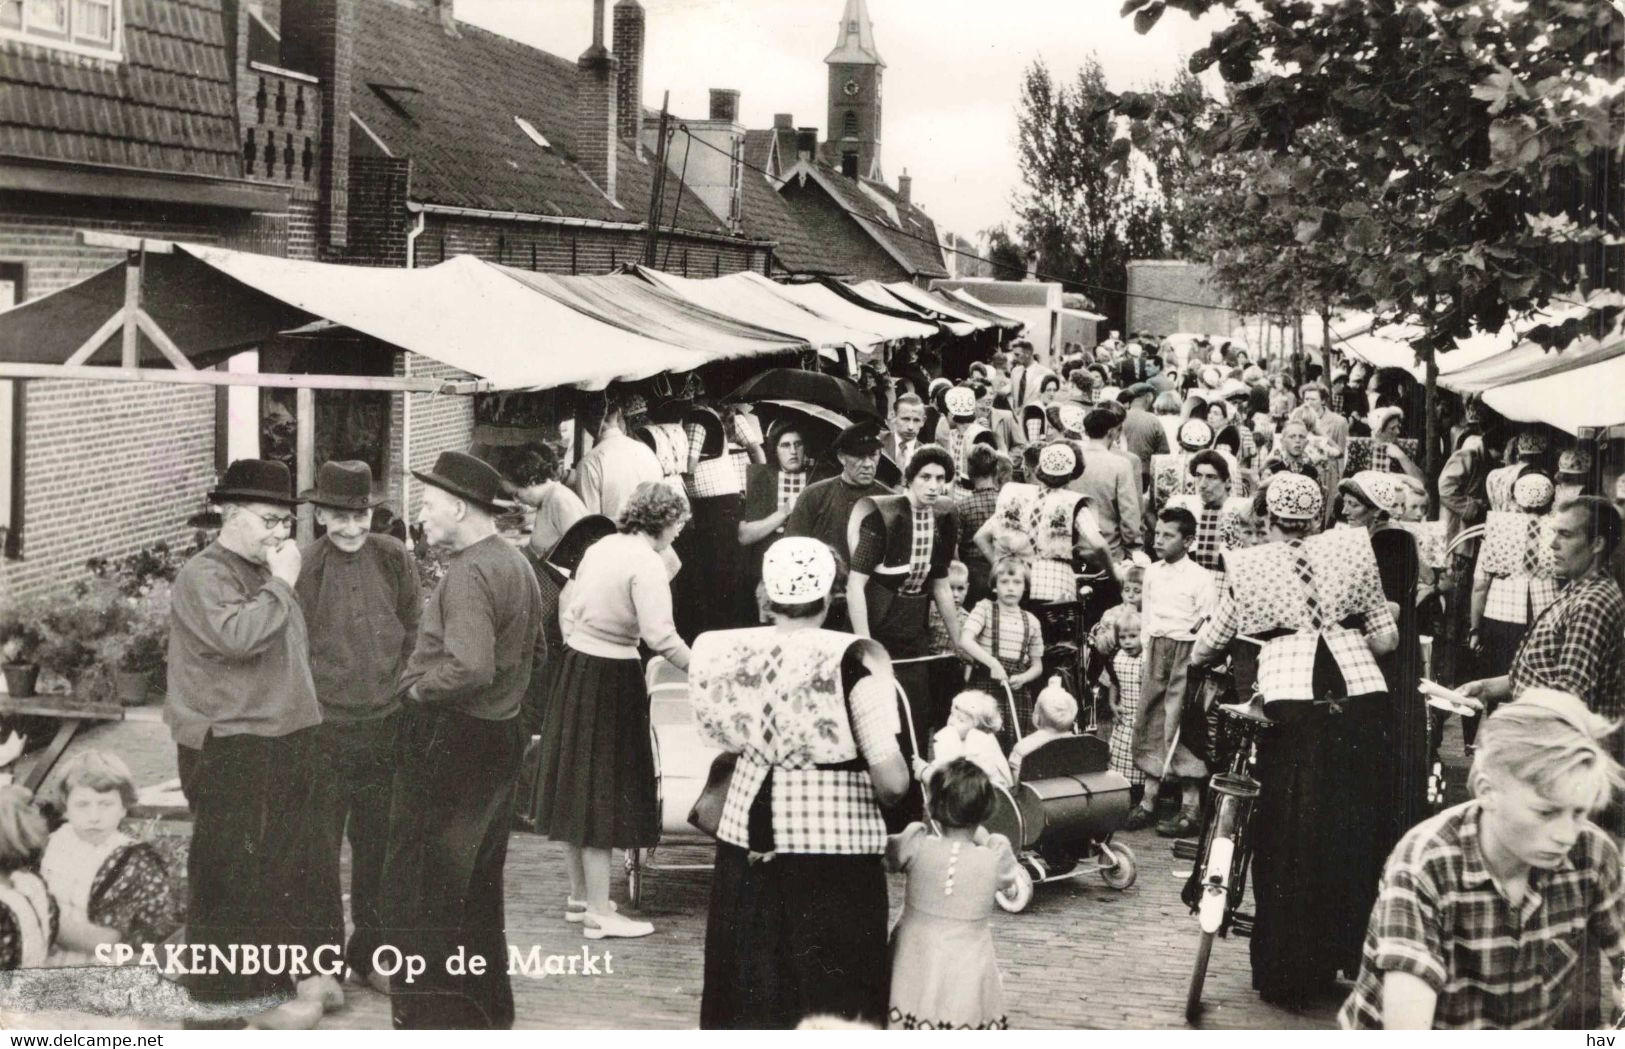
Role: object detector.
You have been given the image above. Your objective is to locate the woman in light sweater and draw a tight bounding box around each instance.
[535,482,691,939]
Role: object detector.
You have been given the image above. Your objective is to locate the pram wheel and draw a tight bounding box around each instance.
[996,863,1035,913]
[1098,841,1137,890]
[625,848,644,908]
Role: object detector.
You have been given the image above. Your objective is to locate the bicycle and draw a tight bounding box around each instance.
[1183,689,1274,1024]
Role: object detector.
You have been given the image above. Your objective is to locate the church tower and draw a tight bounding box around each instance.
[823,0,884,182]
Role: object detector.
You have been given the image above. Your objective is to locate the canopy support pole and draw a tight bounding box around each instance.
[296,386,316,538]
[121,249,142,369]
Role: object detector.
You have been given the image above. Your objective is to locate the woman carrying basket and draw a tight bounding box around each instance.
[695,537,910,1029]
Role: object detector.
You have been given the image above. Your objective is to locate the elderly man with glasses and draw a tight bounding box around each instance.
[166,459,339,1028]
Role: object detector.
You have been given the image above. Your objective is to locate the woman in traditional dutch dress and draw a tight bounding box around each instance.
[696,538,910,1029]
[738,420,811,623]
[933,387,998,493]
[1192,473,1400,1005]
[847,445,963,741]
[1338,471,1429,838]
[1468,471,1559,704]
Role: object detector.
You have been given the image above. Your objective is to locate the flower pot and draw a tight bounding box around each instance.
[111,669,150,706]
[2,663,38,698]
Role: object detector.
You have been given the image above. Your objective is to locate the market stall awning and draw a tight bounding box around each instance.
[633,266,885,354]
[880,282,995,333]
[190,247,715,389]
[841,280,974,336]
[1482,336,1625,435]
[0,242,736,390]
[493,266,810,364]
[742,274,937,341]
[947,289,1029,329]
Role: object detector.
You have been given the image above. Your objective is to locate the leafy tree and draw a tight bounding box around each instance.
[1013,57,1159,333]
[1120,0,1624,484]
[980,225,1029,281]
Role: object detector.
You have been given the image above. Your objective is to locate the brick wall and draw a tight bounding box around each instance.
[0,195,291,599]
[386,355,476,521]
[1125,261,1235,339]
[342,155,412,266]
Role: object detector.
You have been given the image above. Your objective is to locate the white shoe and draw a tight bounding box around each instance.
[582,909,653,940]
[565,897,617,923]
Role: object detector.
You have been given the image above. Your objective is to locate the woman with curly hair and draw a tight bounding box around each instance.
[535,482,691,939]
[502,443,587,561]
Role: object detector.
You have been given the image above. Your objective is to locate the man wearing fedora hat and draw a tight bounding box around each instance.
[166,459,338,1027]
[294,461,420,997]
[383,450,543,1029]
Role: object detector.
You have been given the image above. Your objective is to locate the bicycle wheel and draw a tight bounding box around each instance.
[1186,928,1215,1023]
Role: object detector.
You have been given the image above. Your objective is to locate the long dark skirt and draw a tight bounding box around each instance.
[700,844,890,1029]
[534,648,659,849]
[185,726,333,1003]
[1249,691,1389,1002]
[674,494,744,642]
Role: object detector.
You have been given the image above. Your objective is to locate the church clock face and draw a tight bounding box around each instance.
[843,78,860,97]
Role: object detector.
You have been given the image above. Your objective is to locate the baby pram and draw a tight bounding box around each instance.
[624,656,721,907]
[902,681,1137,913]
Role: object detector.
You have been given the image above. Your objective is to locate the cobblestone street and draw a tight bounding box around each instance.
[1,712,1472,1030]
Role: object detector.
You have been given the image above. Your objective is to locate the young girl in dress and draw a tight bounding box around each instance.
[41,750,177,964]
[960,558,1044,752]
[0,784,53,969]
[1105,612,1149,803]
[923,691,1012,789]
[885,759,1020,1030]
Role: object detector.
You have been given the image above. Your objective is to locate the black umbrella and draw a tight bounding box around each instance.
[726,368,880,420]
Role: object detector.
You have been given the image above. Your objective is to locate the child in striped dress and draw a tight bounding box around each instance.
[1106,612,1148,798]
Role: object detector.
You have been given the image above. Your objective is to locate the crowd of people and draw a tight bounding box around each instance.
[0,329,1618,1030]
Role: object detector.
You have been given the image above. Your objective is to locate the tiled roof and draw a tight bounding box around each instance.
[0,0,241,177]
[737,166,825,275]
[349,2,732,236]
[798,162,948,278]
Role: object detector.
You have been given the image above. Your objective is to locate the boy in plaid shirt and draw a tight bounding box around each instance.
[1339,689,1624,1029]
[927,561,971,657]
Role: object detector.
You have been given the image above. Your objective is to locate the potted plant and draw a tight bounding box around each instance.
[35,583,131,697]
[96,584,170,706]
[0,601,45,698]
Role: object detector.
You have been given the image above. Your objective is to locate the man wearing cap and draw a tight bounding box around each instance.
[384,451,545,1029]
[295,461,421,995]
[932,386,997,490]
[1009,340,1055,410]
[572,394,664,520]
[167,460,337,1027]
[1119,383,1169,489]
[784,421,893,600]
[1069,407,1142,562]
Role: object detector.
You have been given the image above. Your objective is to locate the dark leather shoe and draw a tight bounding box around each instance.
[1122,806,1156,832]
[1156,814,1200,838]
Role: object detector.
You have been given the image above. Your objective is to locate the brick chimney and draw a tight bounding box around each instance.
[773,113,793,129]
[612,0,644,153]
[897,168,911,207]
[576,0,619,199]
[433,0,457,36]
[796,127,818,162]
[281,0,354,250]
[709,89,740,124]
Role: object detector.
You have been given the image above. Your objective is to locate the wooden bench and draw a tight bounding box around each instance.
[0,693,124,792]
